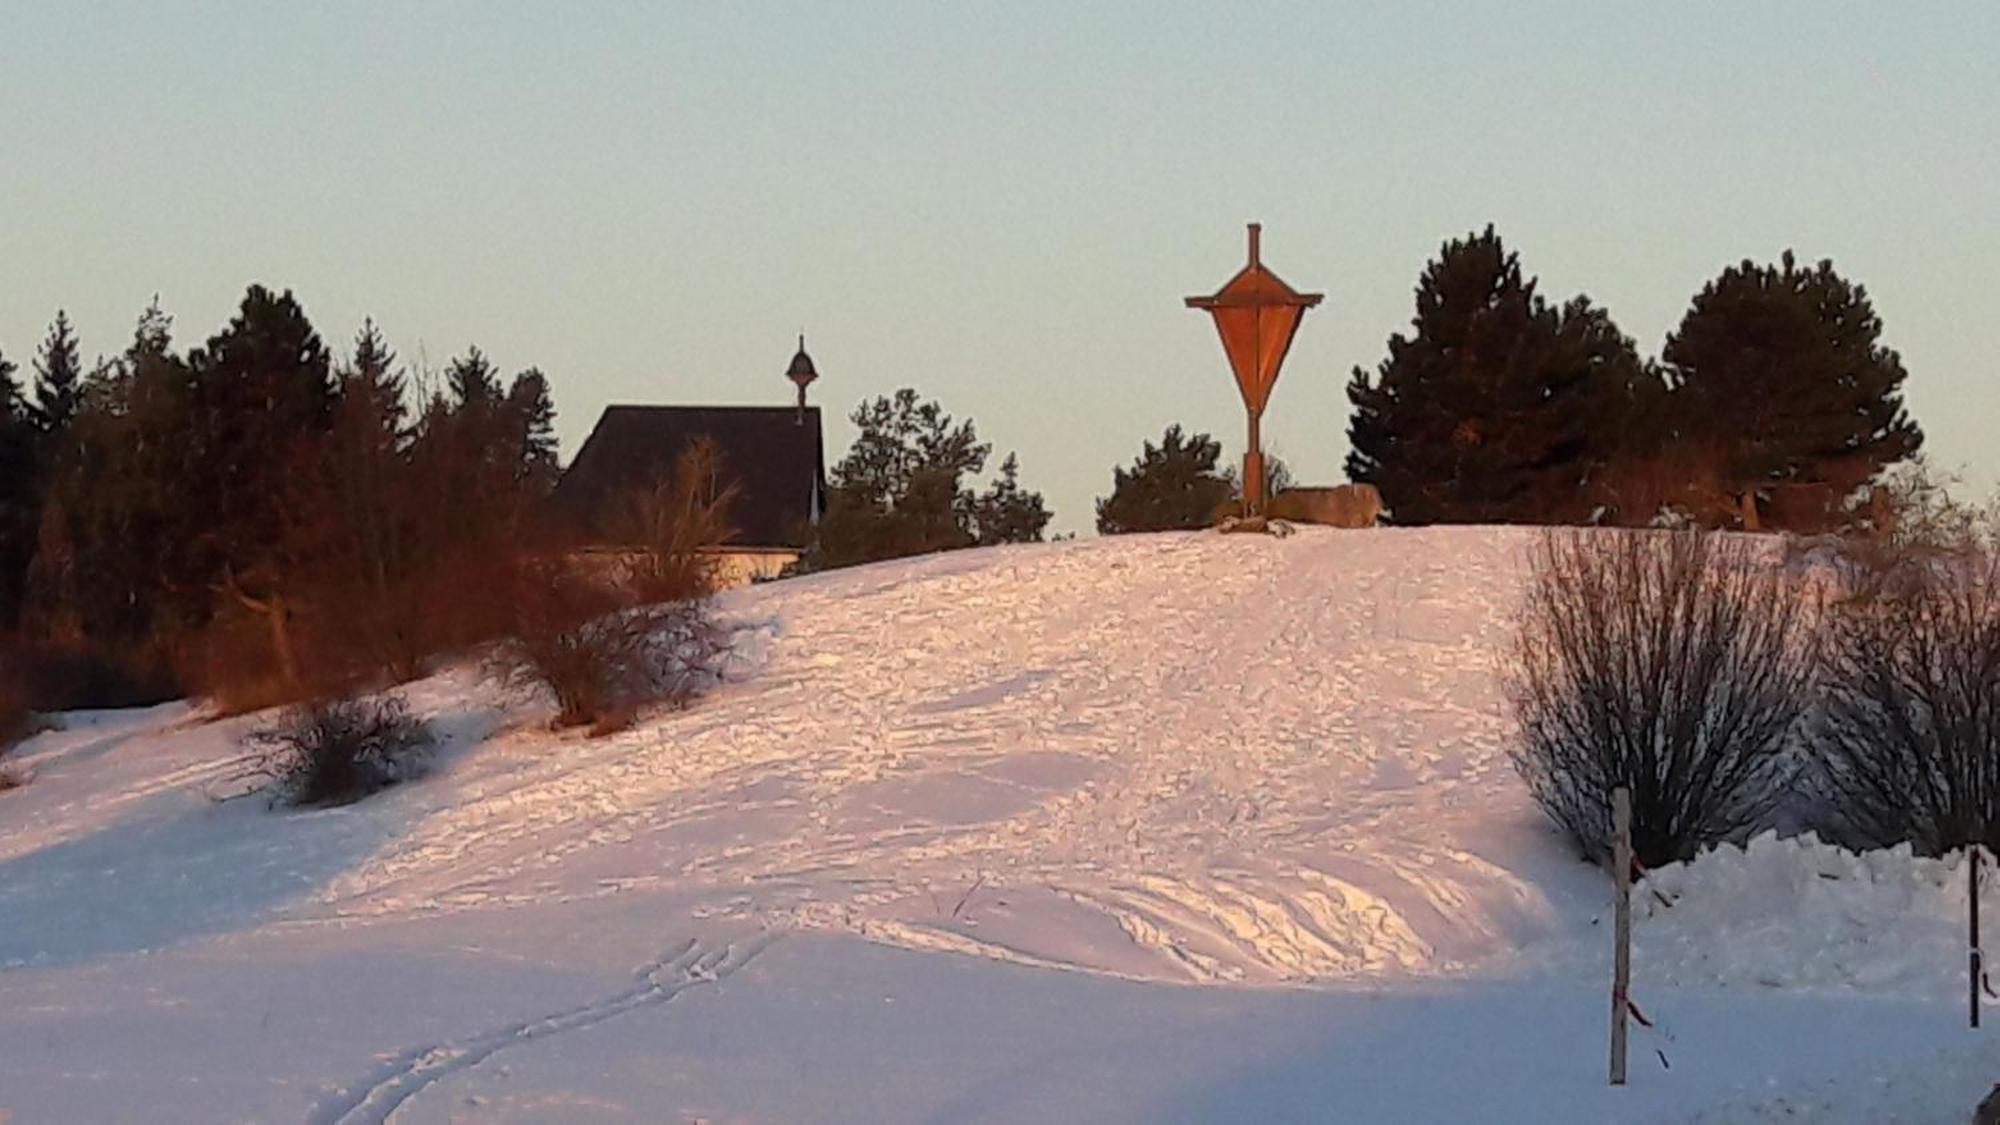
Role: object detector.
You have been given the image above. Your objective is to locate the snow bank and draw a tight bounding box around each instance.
[1630,832,1976,1001]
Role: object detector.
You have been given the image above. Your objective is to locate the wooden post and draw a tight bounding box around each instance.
[1610,787,1633,1086]
[1973,845,1983,1030]
[1244,412,1265,519]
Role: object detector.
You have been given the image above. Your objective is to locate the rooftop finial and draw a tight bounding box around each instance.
[786,333,819,422]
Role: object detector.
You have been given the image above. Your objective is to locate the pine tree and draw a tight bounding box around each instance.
[1095,424,1235,534]
[1346,227,1653,525]
[327,319,413,570]
[337,319,407,444]
[972,453,1052,544]
[1664,251,1921,525]
[446,345,502,408]
[183,286,337,687]
[27,301,195,656]
[813,389,991,567]
[505,367,559,493]
[31,310,83,439]
[406,347,557,569]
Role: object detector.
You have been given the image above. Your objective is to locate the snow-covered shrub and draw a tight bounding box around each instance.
[1810,548,2000,855]
[490,557,724,732]
[1505,528,1817,868]
[242,696,432,808]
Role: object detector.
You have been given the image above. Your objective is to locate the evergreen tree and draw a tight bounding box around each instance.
[337,319,408,446]
[300,320,429,677]
[1663,251,1921,523]
[1096,424,1235,534]
[407,347,556,566]
[31,310,83,439]
[971,453,1052,545]
[1346,227,1654,525]
[813,389,991,567]
[182,286,336,686]
[505,367,560,493]
[326,319,413,572]
[27,301,195,657]
[0,345,33,628]
[446,345,503,408]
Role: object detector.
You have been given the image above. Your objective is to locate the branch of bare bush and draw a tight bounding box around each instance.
[1810,546,2000,855]
[1505,528,1818,868]
[228,696,433,808]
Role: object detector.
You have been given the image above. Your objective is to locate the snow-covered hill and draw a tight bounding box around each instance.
[2,527,1995,1122]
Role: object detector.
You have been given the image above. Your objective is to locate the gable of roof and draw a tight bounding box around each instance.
[553,405,825,551]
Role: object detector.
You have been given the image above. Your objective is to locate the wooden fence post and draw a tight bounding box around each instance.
[1973,844,1983,1031]
[1611,787,1632,1086]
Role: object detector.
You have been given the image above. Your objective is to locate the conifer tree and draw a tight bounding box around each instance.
[1663,252,1921,522]
[183,286,337,686]
[972,453,1052,545]
[446,345,503,408]
[813,389,992,567]
[31,310,83,440]
[505,367,560,493]
[326,320,413,574]
[27,301,194,655]
[1346,227,1653,525]
[1096,424,1235,534]
[0,345,33,628]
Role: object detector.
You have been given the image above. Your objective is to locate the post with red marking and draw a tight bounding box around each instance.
[1611,787,1632,1086]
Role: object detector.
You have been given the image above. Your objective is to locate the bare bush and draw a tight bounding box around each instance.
[490,557,725,732]
[614,437,738,605]
[239,696,433,808]
[1810,548,2000,855]
[1505,529,1818,868]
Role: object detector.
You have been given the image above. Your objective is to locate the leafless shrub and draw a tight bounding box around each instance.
[239,696,433,808]
[1809,547,2000,855]
[489,557,725,733]
[1505,528,1819,868]
[613,437,738,605]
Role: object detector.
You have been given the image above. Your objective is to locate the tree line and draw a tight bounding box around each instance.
[0,288,1056,716]
[0,289,559,710]
[1096,228,1924,535]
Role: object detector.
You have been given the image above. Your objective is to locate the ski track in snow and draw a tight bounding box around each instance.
[311,932,771,1125]
[290,528,1545,985]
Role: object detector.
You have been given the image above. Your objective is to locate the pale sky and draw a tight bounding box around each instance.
[3,2,1994,532]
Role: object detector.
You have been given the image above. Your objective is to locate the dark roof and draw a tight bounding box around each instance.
[554,405,825,550]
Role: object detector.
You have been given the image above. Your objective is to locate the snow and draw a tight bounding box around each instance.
[1,526,1994,1122]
